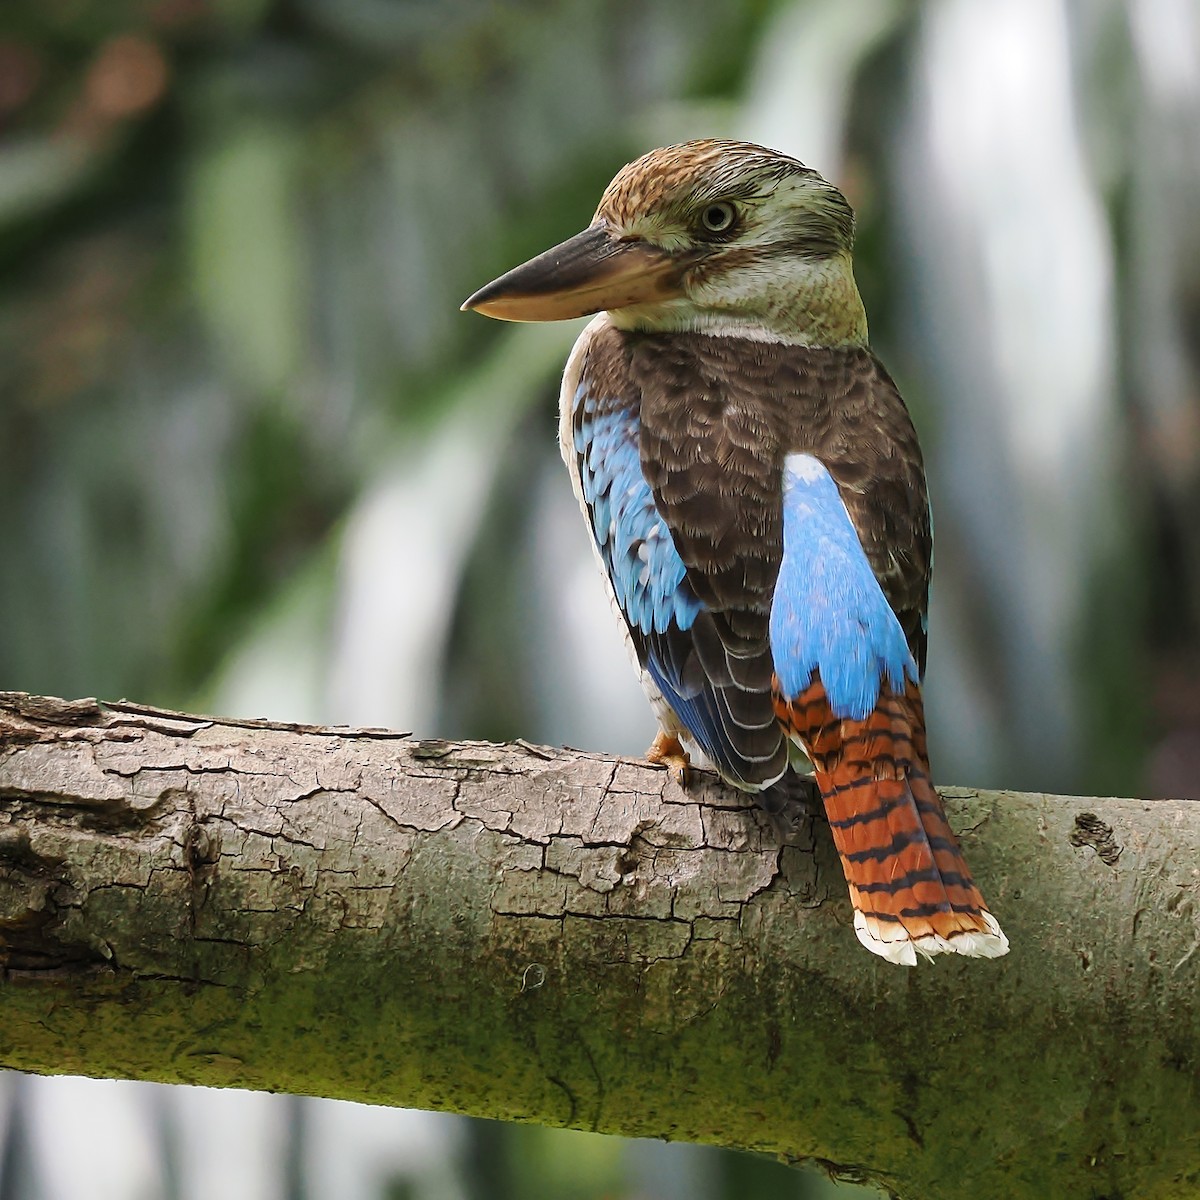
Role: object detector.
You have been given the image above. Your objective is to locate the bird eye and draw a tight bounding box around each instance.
[699,201,737,235]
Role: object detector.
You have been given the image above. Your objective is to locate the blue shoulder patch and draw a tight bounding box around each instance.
[574,386,701,637]
[770,454,918,720]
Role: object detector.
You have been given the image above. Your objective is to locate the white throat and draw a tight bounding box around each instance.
[608,249,868,348]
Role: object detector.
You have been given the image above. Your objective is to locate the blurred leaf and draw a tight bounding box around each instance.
[511,1126,625,1200]
[0,134,98,225]
[187,120,307,394]
[212,0,275,35]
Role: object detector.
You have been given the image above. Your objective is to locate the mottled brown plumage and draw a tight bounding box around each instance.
[463,138,1007,964]
[589,322,932,669]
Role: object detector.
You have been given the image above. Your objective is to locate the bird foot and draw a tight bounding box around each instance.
[646,732,691,787]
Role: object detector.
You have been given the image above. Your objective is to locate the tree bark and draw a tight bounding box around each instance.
[0,691,1197,1200]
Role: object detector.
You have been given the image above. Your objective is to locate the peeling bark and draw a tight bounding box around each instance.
[0,691,1198,1200]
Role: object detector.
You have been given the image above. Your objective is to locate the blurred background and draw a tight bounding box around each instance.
[2,0,1199,1196]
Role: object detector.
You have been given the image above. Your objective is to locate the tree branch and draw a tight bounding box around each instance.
[1,691,1197,1199]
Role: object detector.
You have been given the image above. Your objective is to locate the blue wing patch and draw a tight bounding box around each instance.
[770,453,919,720]
[574,392,701,637]
[574,386,759,780]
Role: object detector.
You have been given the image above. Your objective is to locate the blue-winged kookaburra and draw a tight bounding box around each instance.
[463,140,1008,965]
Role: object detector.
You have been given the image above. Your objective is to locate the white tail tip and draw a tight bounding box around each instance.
[855,909,1010,966]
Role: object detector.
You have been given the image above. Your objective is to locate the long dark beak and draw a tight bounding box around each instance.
[461,224,685,322]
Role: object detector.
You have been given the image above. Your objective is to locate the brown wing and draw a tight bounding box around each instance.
[576,323,789,788]
[629,333,932,675]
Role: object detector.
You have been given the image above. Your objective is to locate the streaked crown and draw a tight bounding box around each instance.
[596,139,854,258]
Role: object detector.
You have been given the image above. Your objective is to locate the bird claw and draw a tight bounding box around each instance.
[646,731,691,787]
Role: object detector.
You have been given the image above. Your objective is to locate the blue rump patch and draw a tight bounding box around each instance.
[770,454,918,720]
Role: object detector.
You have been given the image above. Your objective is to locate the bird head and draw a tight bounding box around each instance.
[462,140,867,346]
